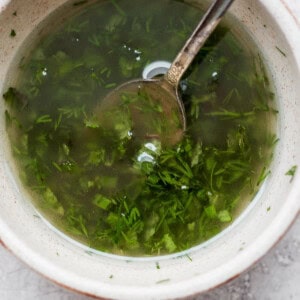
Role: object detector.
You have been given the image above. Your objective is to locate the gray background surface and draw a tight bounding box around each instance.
[0,216,299,299]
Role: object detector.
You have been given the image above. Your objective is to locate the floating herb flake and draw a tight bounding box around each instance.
[275,46,287,57]
[285,165,297,182]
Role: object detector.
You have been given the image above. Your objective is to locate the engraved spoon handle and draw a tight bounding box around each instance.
[164,0,235,87]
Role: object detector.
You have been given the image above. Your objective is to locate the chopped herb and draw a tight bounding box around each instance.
[218,210,232,222]
[52,161,63,172]
[73,0,88,6]
[84,116,100,128]
[156,279,170,284]
[205,109,254,120]
[104,82,117,89]
[256,166,271,186]
[267,206,271,212]
[285,165,297,182]
[3,87,26,109]
[205,205,217,219]
[275,46,286,57]
[3,0,276,257]
[93,194,112,210]
[185,254,192,261]
[10,29,16,37]
[35,114,52,124]
[13,11,17,16]
[110,0,126,16]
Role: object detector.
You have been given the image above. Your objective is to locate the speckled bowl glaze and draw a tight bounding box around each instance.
[0,0,299,299]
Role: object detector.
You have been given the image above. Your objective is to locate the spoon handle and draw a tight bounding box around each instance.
[165,0,235,87]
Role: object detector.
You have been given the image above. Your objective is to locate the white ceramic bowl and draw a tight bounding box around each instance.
[0,0,299,299]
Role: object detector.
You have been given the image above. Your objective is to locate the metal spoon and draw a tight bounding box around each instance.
[99,0,235,145]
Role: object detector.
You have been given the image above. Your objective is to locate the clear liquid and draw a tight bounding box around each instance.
[4,0,277,256]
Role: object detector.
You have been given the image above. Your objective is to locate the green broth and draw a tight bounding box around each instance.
[3,0,277,256]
